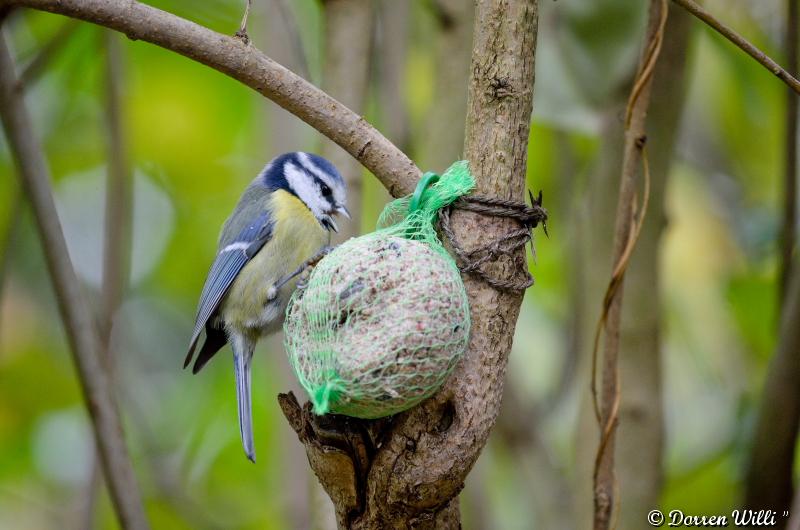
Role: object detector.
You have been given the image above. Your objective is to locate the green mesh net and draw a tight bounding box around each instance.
[284,161,474,418]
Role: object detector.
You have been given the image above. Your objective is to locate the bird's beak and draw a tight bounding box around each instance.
[321,214,339,233]
[336,205,351,220]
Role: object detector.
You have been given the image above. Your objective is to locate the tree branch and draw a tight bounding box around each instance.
[671,0,800,95]
[99,29,131,354]
[592,1,666,528]
[745,259,800,516]
[0,31,149,530]
[3,0,420,197]
[81,29,134,530]
[781,0,798,303]
[17,18,79,88]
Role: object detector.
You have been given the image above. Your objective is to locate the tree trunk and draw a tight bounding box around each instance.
[279,1,539,527]
[745,257,800,519]
[744,0,800,520]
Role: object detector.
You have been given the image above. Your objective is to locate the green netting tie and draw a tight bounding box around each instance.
[311,369,343,415]
[408,171,441,214]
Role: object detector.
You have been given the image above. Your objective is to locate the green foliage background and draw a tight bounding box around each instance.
[0,0,795,528]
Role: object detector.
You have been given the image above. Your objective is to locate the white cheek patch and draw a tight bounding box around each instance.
[284,161,323,217]
[298,152,346,207]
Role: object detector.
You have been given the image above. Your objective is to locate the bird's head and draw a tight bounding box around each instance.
[260,152,350,232]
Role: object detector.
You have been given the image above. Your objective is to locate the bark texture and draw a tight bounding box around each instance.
[280,1,539,527]
[4,0,421,197]
[320,0,374,237]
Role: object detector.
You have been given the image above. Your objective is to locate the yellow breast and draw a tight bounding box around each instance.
[222,189,329,335]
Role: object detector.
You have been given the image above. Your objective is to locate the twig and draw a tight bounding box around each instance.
[5,0,420,197]
[99,29,131,355]
[235,0,252,44]
[17,18,79,88]
[671,0,800,95]
[591,2,665,529]
[781,0,798,303]
[0,31,150,530]
[81,29,134,530]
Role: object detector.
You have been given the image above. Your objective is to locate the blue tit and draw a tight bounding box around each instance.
[184,152,350,462]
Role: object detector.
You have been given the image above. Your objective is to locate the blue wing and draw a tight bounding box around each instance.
[185,211,274,372]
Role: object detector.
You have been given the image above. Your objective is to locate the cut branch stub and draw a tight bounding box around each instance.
[278,392,393,528]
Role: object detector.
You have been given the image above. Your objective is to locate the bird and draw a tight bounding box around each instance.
[184,152,349,462]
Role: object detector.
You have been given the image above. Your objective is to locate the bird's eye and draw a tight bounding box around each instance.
[321,183,332,197]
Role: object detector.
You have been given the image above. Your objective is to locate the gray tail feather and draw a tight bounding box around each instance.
[232,338,256,463]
